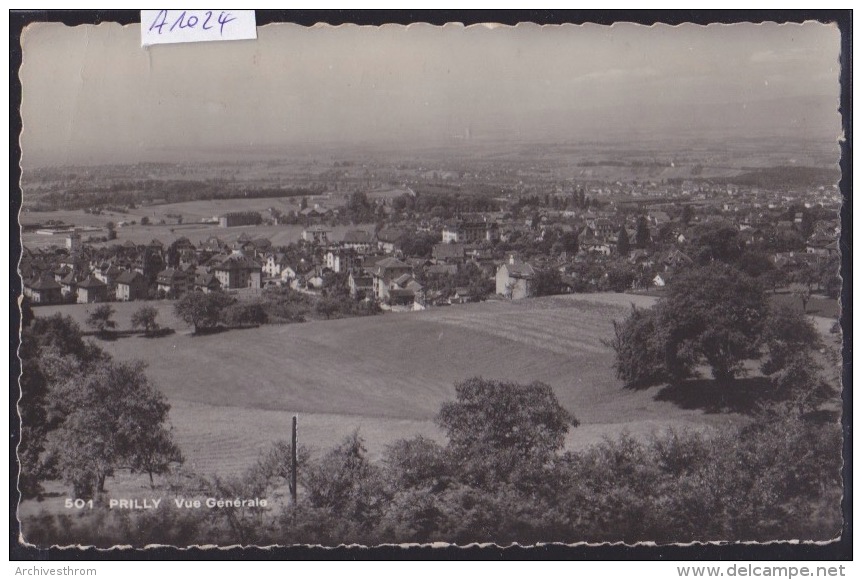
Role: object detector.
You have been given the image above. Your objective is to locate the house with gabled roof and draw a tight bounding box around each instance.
[194,272,222,294]
[376,227,405,254]
[325,249,359,274]
[210,253,262,289]
[495,253,535,300]
[341,230,375,253]
[301,226,331,244]
[59,271,79,300]
[115,270,147,301]
[156,268,191,298]
[663,249,694,272]
[348,270,374,300]
[77,276,108,304]
[198,236,227,255]
[441,220,499,244]
[24,275,62,305]
[371,257,413,302]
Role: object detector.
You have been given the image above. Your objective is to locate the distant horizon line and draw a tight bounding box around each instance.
[19,133,842,171]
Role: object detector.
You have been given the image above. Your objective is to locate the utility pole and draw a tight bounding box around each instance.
[290,415,298,505]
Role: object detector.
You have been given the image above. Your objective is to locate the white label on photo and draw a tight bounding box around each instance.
[141,10,257,46]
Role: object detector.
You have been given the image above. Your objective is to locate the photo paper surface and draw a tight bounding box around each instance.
[15,18,845,549]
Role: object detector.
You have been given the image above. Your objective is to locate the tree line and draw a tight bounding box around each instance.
[20,375,841,547]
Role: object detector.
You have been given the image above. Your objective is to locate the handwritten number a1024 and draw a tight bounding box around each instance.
[147,10,238,37]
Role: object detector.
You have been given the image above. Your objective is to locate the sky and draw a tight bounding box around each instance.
[19,20,842,166]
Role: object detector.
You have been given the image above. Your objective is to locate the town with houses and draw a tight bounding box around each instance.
[19,173,842,316]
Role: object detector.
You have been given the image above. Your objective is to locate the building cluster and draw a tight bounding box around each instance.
[21,233,269,305]
[21,177,842,310]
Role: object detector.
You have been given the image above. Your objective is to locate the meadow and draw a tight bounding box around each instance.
[30,293,738,478]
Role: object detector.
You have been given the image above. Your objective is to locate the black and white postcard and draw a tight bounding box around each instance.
[14,15,846,550]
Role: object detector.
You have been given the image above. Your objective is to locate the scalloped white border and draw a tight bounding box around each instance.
[5,8,854,568]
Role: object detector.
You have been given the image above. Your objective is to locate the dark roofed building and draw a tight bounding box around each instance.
[24,275,62,304]
[115,270,147,301]
[348,270,374,299]
[376,227,406,254]
[495,253,536,300]
[211,254,262,289]
[76,275,108,304]
[371,257,413,301]
[194,272,222,294]
[341,230,375,253]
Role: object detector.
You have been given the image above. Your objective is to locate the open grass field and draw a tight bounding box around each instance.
[30,293,747,479]
[771,291,841,320]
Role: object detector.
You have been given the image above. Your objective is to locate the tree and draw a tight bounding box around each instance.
[222,301,269,327]
[761,304,822,377]
[174,292,233,334]
[19,315,111,498]
[610,264,770,384]
[383,436,450,491]
[504,279,516,301]
[303,431,384,523]
[767,355,836,417]
[45,360,183,498]
[140,216,150,225]
[660,265,768,381]
[436,377,578,488]
[617,226,631,255]
[606,264,635,293]
[533,268,563,297]
[314,297,340,320]
[691,223,743,265]
[20,295,34,327]
[792,284,813,314]
[817,255,841,299]
[737,250,777,284]
[398,231,439,258]
[130,428,184,488]
[560,230,579,255]
[681,205,694,225]
[608,306,668,388]
[131,306,160,335]
[635,216,651,248]
[86,304,116,337]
